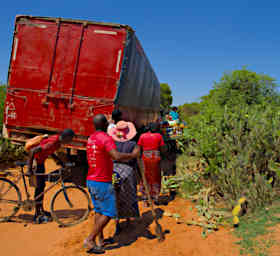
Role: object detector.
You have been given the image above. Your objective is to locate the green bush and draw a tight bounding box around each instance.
[178,102,200,123]
[0,137,26,163]
[181,68,280,211]
[0,84,25,163]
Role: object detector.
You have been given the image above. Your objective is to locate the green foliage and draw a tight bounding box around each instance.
[0,84,25,163]
[200,68,278,107]
[0,84,6,132]
[178,102,200,123]
[161,176,183,193]
[175,154,203,196]
[181,68,280,212]
[160,83,173,110]
[234,202,280,256]
[180,172,202,196]
[0,137,26,163]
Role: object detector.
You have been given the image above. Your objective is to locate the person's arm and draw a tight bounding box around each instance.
[108,149,136,162]
[105,135,137,162]
[132,145,141,158]
[113,144,141,163]
[51,153,64,167]
[28,146,42,174]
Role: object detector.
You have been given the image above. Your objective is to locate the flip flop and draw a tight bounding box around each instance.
[87,246,105,254]
[42,211,52,217]
[102,237,115,246]
[33,215,49,224]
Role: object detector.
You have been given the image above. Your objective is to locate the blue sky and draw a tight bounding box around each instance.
[1,1,280,105]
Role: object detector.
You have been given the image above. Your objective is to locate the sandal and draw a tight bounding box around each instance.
[33,215,49,224]
[42,211,52,217]
[42,211,53,221]
[87,246,105,254]
[102,237,115,246]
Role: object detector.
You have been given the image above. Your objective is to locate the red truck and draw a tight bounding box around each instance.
[3,15,160,150]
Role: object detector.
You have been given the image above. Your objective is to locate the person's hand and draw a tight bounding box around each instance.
[131,151,139,159]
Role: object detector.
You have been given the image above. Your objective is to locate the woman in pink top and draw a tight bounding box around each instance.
[138,122,165,205]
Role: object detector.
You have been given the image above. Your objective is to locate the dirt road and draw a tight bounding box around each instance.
[0,160,239,256]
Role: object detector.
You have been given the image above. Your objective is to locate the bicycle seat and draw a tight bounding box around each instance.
[15,161,28,167]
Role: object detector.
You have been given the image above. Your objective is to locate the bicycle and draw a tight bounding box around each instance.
[0,161,91,227]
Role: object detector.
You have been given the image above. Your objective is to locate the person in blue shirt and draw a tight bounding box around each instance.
[169,107,179,122]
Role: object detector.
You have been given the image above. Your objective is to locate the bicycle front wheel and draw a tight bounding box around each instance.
[51,185,91,227]
[0,178,22,222]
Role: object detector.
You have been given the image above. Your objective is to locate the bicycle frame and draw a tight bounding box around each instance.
[1,163,90,227]
[13,166,74,209]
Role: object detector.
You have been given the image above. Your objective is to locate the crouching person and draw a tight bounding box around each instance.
[27,129,75,223]
[84,114,137,254]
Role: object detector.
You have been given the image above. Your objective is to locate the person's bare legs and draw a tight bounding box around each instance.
[97,231,104,247]
[84,213,111,249]
[114,219,121,236]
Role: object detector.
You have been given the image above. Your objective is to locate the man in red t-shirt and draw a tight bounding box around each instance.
[28,129,75,223]
[84,114,138,254]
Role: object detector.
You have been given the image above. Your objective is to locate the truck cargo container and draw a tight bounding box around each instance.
[3,15,160,150]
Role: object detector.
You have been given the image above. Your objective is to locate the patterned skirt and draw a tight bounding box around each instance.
[113,163,140,219]
[140,150,161,200]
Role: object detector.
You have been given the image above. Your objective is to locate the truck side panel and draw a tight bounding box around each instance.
[116,33,160,127]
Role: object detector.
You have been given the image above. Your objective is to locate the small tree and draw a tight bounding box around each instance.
[160,83,173,110]
[178,102,200,122]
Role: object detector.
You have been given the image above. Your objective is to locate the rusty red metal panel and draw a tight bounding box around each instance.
[4,15,160,149]
[5,16,124,147]
[75,25,126,99]
[50,22,82,95]
[9,19,57,91]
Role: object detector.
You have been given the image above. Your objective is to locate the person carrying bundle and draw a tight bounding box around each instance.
[169,107,179,123]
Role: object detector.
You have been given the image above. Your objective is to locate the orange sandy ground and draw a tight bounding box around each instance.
[1,159,278,256]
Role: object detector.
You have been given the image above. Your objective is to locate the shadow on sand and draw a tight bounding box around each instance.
[11,208,87,226]
[104,208,170,250]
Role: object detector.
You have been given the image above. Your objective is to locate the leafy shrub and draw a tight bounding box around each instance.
[0,84,26,163]
[178,102,200,123]
[0,137,26,163]
[180,68,280,212]
[175,154,203,196]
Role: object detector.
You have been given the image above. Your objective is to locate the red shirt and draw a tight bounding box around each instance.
[138,132,165,151]
[87,131,117,182]
[35,135,61,164]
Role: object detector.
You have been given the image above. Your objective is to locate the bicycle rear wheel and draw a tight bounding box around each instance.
[0,178,22,222]
[50,185,91,227]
